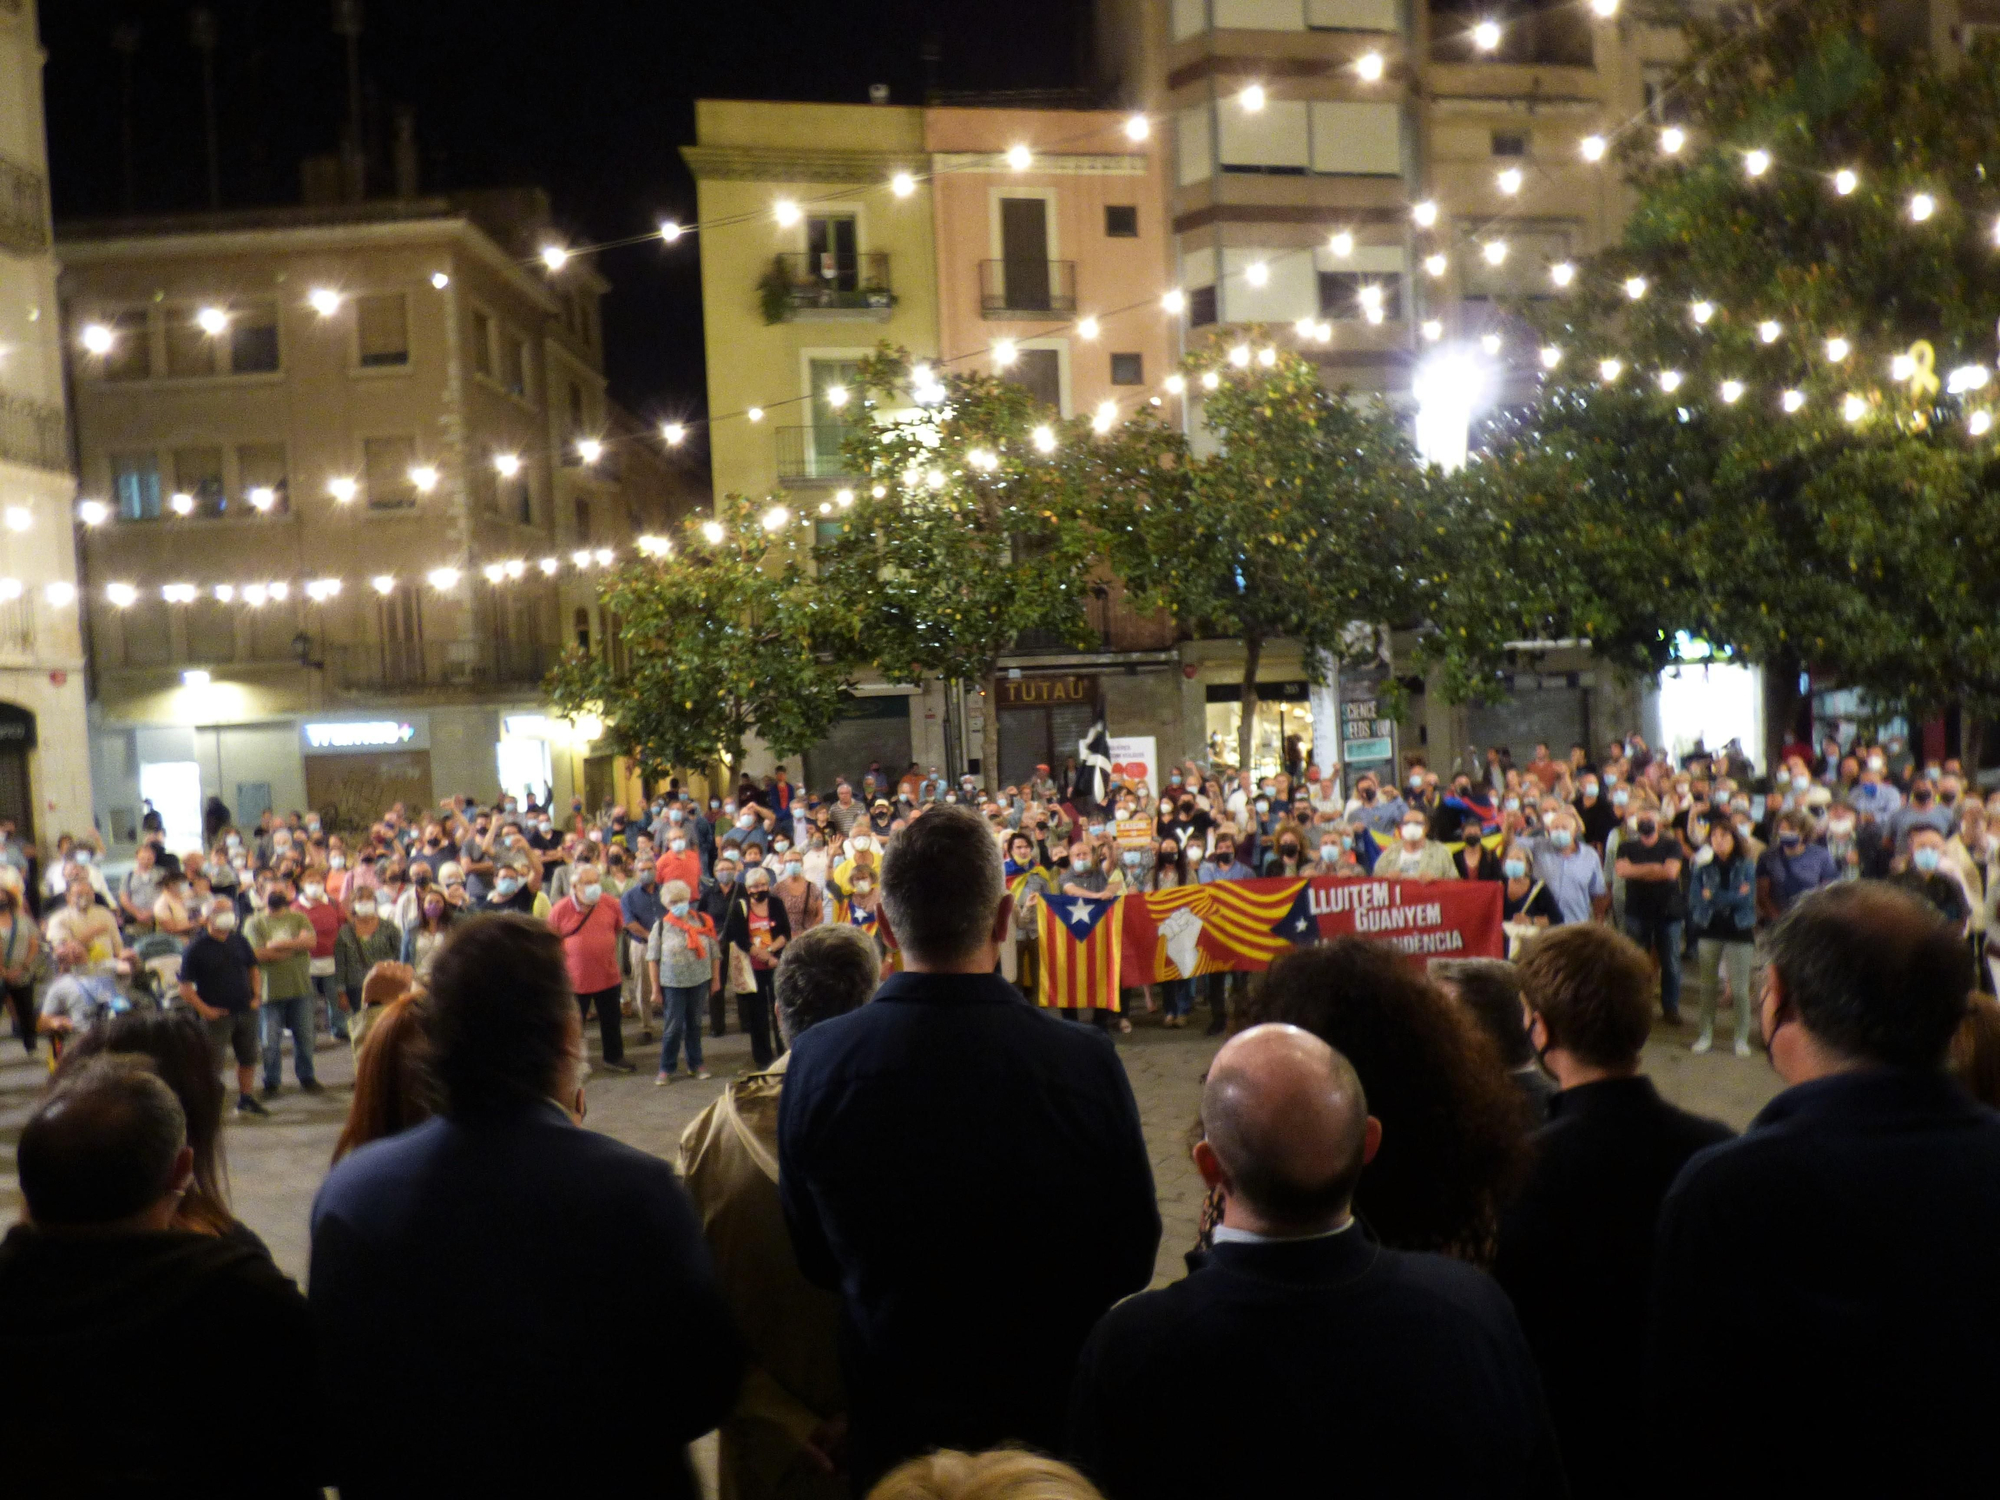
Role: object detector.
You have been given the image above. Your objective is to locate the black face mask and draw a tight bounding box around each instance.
[1637,819,1658,837]
[1360,787,1377,802]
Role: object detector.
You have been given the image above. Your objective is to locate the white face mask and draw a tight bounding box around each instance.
[302,883,324,901]
[1401,824,1425,843]
[210,910,237,933]
[353,900,377,918]
[576,883,602,905]
[1072,856,1093,873]
[1319,843,1340,863]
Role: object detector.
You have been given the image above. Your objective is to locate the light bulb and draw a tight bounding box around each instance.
[1239,84,1265,112]
[836,488,856,507]
[1973,410,1994,437]
[1078,316,1100,339]
[1200,370,1221,390]
[1093,399,1117,433]
[1356,52,1384,82]
[1412,201,1439,228]
[660,221,682,242]
[1843,393,1869,423]
[662,423,686,445]
[45,582,75,607]
[1228,344,1251,368]
[576,438,603,463]
[1124,115,1150,141]
[1599,358,1624,383]
[1161,288,1186,314]
[169,492,194,516]
[992,341,1017,368]
[891,172,916,197]
[1891,353,1916,382]
[372,575,395,595]
[1473,20,1502,50]
[1007,144,1033,170]
[1948,364,1991,393]
[1424,253,1448,277]
[1825,337,1850,362]
[1257,346,1277,366]
[1719,380,1745,403]
[762,506,788,532]
[824,385,848,408]
[1329,230,1355,257]
[309,287,343,316]
[594,548,614,566]
[539,557,559,575]
[78,500,110,526]
[701,521,725,544]
[1164,374,1186,394]
[1580,135,1607,163]
[431,271,450,289]
[493,452,522,477]
[747,407,763,423]
[774,200,801,227]
[1660,126,1686,155]
[1691,300,1715,325]
[427,567,459,590]
[247,486,276,512]
[327,476,359,503]
[1549,261,1576,288]
[1245,261,1269,287]
[1481,334,1503,356]
[409,465,439,492]
[1782,389,1807,413]
[1910,193,1937,222]
[1540,345,1563,369]
[105,583,137,608]
[1744,150,1772,178]
[1590,0,1618,16]
[213,584,235,602]
[1482,240,1509,266]
[1423,320,1445,343]
[268,582,288,601]
[1757,320,1782,344]
[1657,369,1682,392]
[243,585,267,607]
[540,246,569,271]
[1497,167,1523,196]
[1834,169,1859,196]
[1624,276,1648,300]
[196,306,229,335]
[926,469,945,490]
[80,323,115,355]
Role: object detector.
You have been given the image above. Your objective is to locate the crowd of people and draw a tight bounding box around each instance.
[4,726,2000,1497]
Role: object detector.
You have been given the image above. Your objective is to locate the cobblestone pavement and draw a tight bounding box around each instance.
[1,1007,1779,1287]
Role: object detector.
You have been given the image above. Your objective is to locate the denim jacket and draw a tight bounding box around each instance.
[1689,853,1756,933]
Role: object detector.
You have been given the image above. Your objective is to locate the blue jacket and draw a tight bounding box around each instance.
[1687,852,1756,933]
[310,1104,741,1498]
[778,969,1159,1490]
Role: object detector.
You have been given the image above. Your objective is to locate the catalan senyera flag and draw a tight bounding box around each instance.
[1037,892,1124,1012]
[1119,878,1309,987]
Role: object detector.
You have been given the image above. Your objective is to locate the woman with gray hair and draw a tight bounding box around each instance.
[648,878,716,1084]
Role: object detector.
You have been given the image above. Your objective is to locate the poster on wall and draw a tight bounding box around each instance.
[1339,662,1396,786]
[1107,735,1158,800]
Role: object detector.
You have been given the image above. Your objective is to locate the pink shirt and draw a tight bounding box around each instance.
[549,892,623,995]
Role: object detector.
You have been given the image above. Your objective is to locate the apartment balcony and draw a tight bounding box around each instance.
[325,638,558,694]
[0,391,68,474]
[775,425,862,486]
[0,154,50,257]
[762,253,895,322]
[979,259,1077,319]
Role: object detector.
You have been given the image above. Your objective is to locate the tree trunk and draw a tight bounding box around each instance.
[1761,648,1803,774]
[1965,698,1986,775]
[1237,635,1263,776]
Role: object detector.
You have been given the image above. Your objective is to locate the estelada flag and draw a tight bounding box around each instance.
[1037,891,1123,1012]
[1119,879,1308,984]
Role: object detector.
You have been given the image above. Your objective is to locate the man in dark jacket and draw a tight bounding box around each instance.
[1492,925,1731,1497]
[779,805,1160,1492]
[1069,1023,1564,1500]
[0,1057,317,1498]
[1649,881,2000,1496]
[311,915,742,1498]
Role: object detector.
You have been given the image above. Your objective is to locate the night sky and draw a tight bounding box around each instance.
[40,0,1096,473]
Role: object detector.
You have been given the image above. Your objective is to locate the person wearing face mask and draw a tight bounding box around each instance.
[1527,807,1607,930]
[1305,824,1361,879]
[335,891,404,1057]
[833,833,883,902]
[1754,809,1839,929]
[296,868,347,1042]
[1892,828,1973,934]
[245,879,321,1099]
[401,882,459,982]
[1612,807,1685,1024]
[1143,842,1197,1027]
[723,867,791,1069]
[1888,775,1955,854]
[773,847,823,942]
[655,817,705,896]
[1848,749,1903,821]
[1455,823,1502,882]
[1260,823,1309,878]
[1388,811,1459,882]
[1002,832,1055,997]
[722,803,774,859]
[1056,840,1130,1034]
[177,898,266,1116]
[1345,774,1407,845]
[1689,822,1760,1056]
[1497,838,1560,955]
[0,872,42,1056]
[550,862,634,1074]
[621,861,668,1038]
[45,874,125,974]
[703,857,742,1039]
[647,879,716,1083]
[1574,773,1618,854]
[1195,836,1257,1035]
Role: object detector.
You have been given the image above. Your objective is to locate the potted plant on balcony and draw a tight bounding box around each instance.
[863,280,894,310]
[757,257,793,325]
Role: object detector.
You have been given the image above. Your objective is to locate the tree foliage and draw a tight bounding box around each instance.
[1488,3,2000,736]
[545,497,851,783]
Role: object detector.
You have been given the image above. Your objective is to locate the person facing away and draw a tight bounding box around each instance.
[682,923,881,1500]
[1433,957,1557,1126]
[778,804,1161,1493]
[1490,925,1732,1499]
[1068,1025,1564,1500]
[1648,881,2000,1496]
[0,1057,317,1498]
[309,914,743,1498]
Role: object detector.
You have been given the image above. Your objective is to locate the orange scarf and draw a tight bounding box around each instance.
[663,909,714,960]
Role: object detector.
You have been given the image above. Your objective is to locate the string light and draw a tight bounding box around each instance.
[80,323,115,355]
[1660,126,1687,155]
[746,407,763,423]
[493,452,522,477]
[594,547,614,565]
[1599,358,1624,383]
[891,172,916,197]
[243,584,267,607]
[307,578,342,601]
[1257,346,1278,366]
[483,563,507,584]
[372,575,395,595]
[1163,374,1186,395]
[247,486,276,512]
[0,579,18,601]
[1782,389,1807,413]
[1355,52,1385,82]
[1228,344,1252,368]
[1891,353,1916,381]
[1843,393,1869,423]
[309,288,343,316]
[1239,84,1266,113]
[991,341,1017,368]
[774,200,801,227]
[1690,300,1715,325]
[1422,320,1444,342]
[196,306,229,335]
[576,438,603,463]
[660,221,683,242]
[162,583,197,604]
[78,500,108,526]
[427,567,459,590]
[431,272,450,289]
[1973,410,1994,437]
[268,581,289,601]
[1480,333,1502,356]
[1482,240,1509,266]
[213,584,234,602]
[539,557,559,575]
[1757,320,1783,344]
[1948,364,1991,393]
[1824,337,1850,362]
[1549,262,1576,288]
[1200,370,1221,390]
[106,583,137,608]
[1590,0,1619,15]
[409,465,439,492]
[1719,379,1745,403]
[169,492,195,516]
[1540,345,1563,370]
[1910,193,1937,222]
[1497,167,1523,196]
[327,476,358,502]
[1124,115,1150,141]
[1624,276,1648,300]
[1834,169,1859,196]
[1744,149,1772,178]
[1077,316,1100,339]
[1657,369,1682,392]
[662,423,686,445]
[541,246,569,271]
[824,385,848,408]
[1006,144,1033,170]
[1092,400,1117,433]
[1328,231,1355,257]
[1412,201,1439,228]
[45,582,74,607]
[1580,135,1607,163]
[1472,19,1502,50]
[1424,253,1447,277]
[1162,289,1186,314]
[700,520,726,545]
[925,469,946,490]
[835,488,855,508]
[1245,261,1270,287]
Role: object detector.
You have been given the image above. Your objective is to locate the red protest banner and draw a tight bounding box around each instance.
[1121,876,1502,986]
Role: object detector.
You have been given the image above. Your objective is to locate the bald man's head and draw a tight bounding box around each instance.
[1200,1023,1374,1236]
